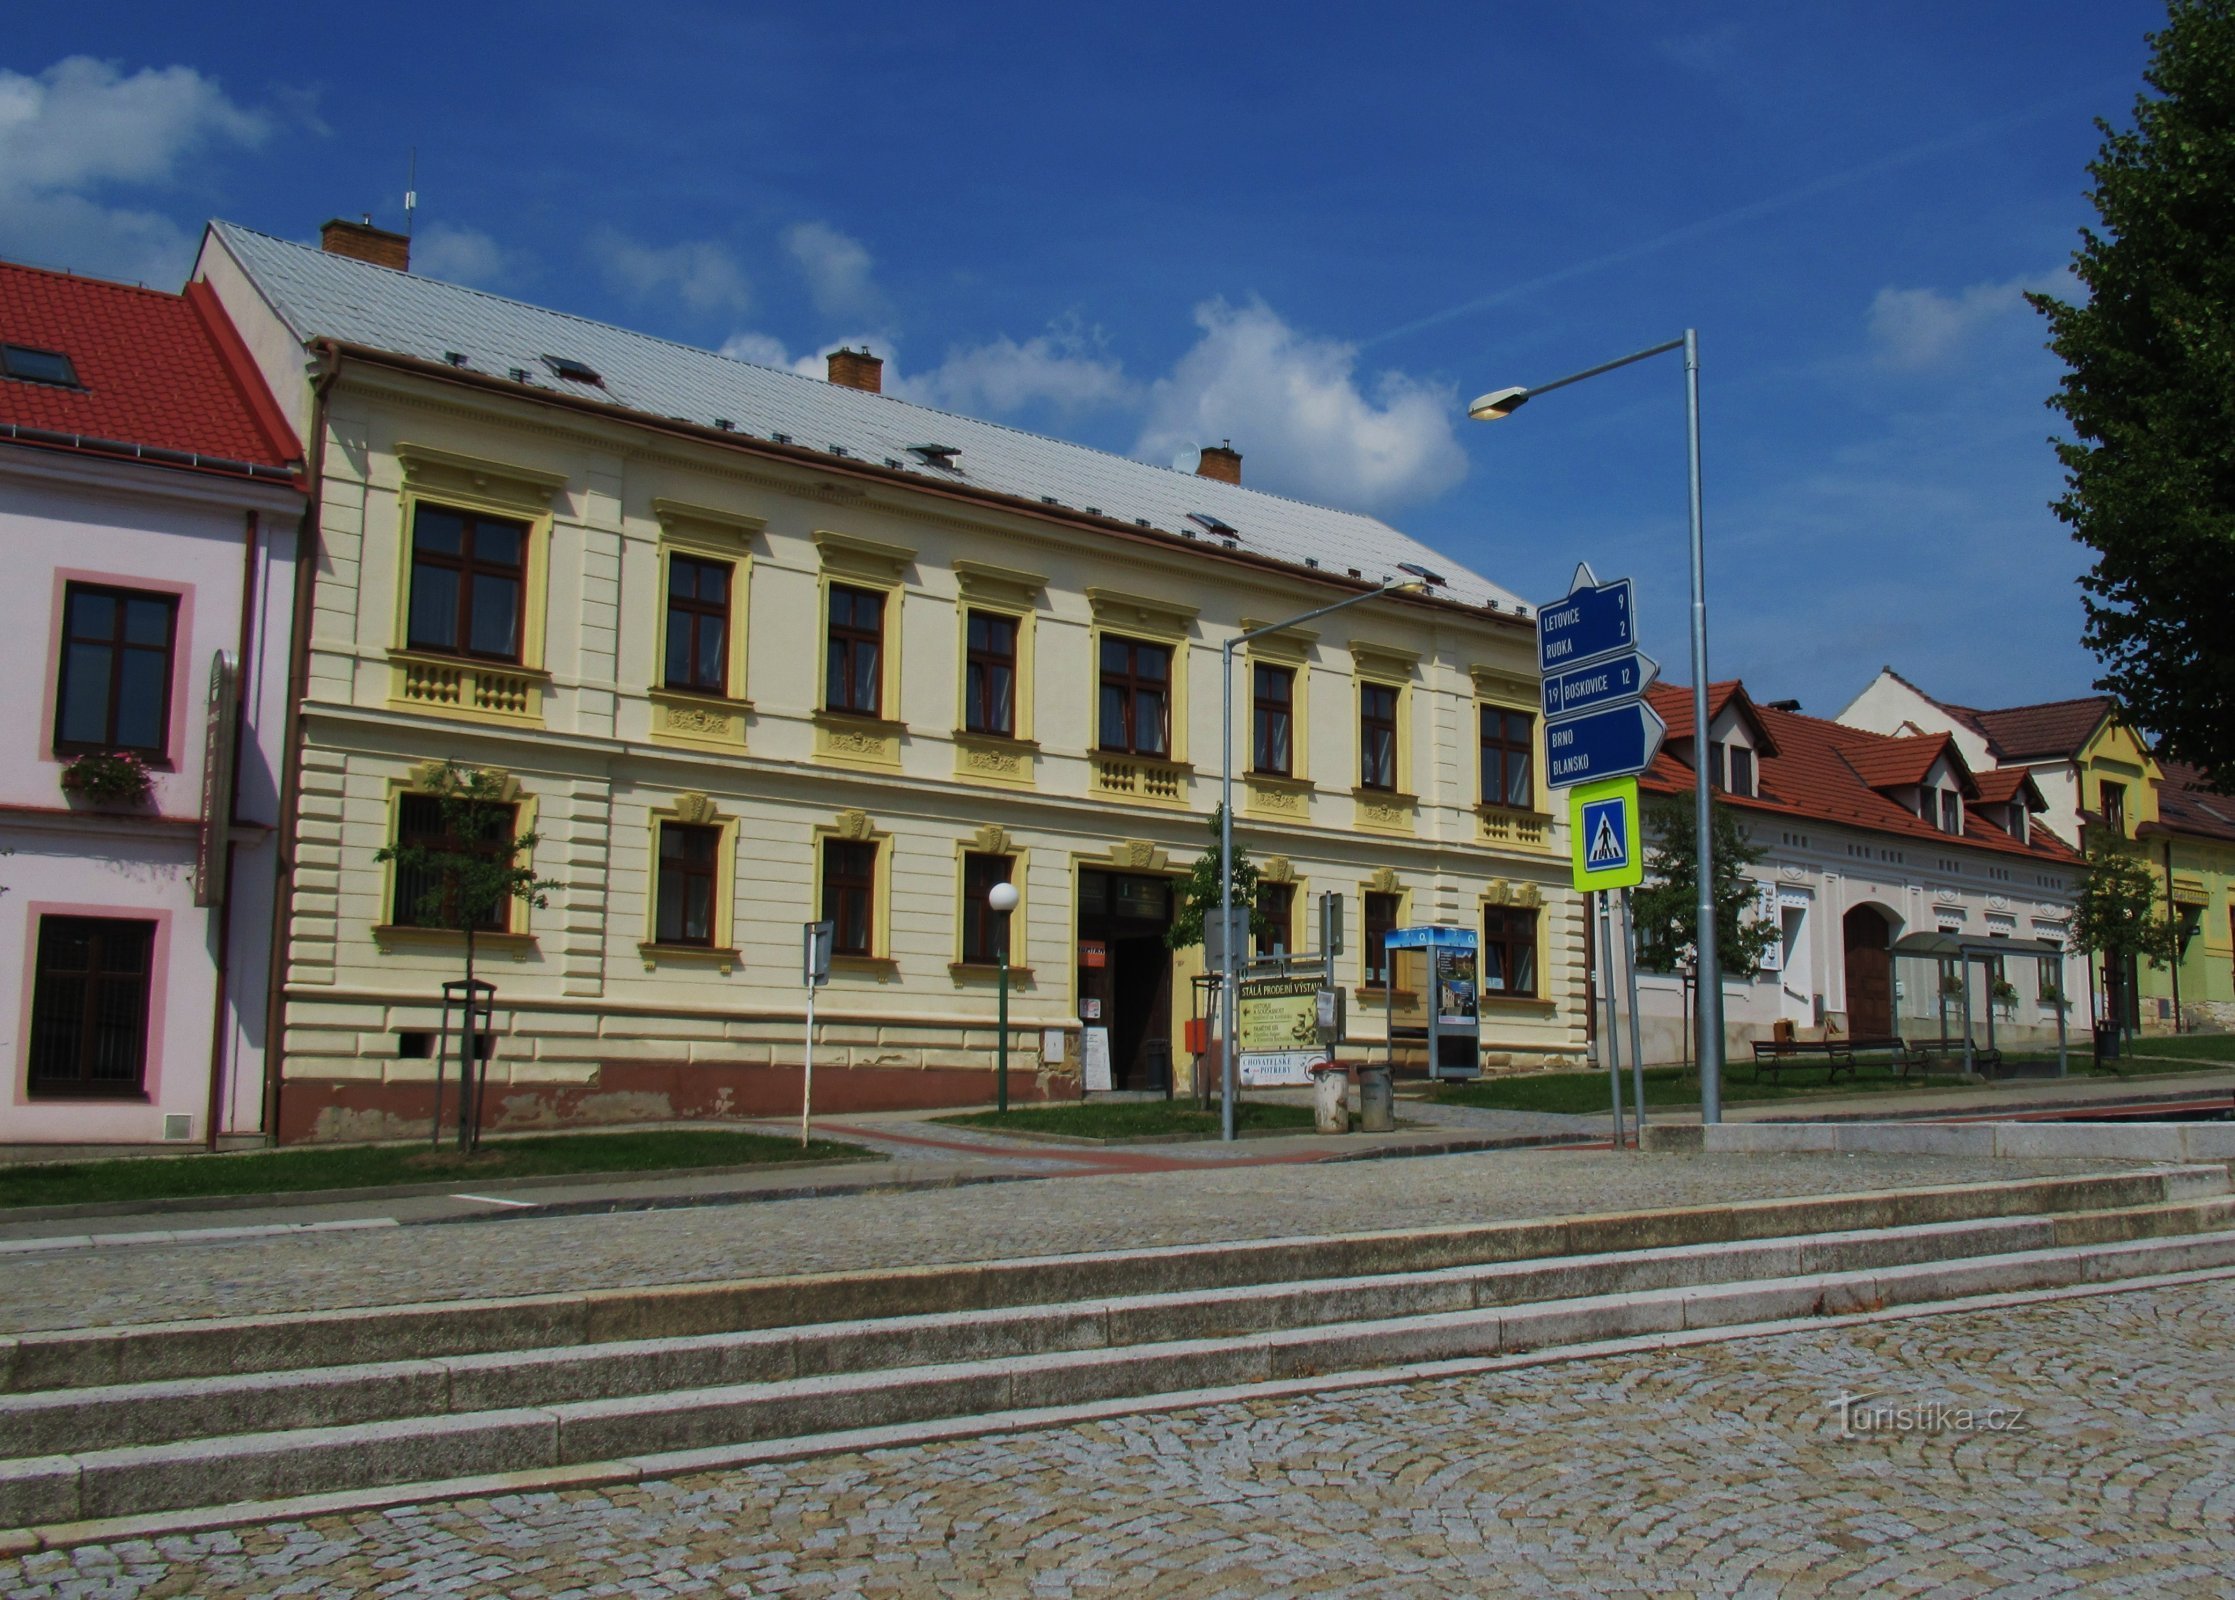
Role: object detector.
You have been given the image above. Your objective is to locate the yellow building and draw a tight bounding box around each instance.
[197,220,1586,1140]
[2139,761,2235,1031]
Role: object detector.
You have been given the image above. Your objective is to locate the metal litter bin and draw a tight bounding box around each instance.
[2093,1022,2121,1067]
[1310,1062,1350,1134]
[1356,1062,1395,1132]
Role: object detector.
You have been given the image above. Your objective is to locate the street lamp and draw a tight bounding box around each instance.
[989,878,1020,1113]
[1468,329,1725,1123]
[1218,573,1430,1141]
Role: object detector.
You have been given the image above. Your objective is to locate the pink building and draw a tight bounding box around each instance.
[1,261,302,1148]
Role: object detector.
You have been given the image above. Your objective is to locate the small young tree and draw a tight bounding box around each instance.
[1167,806,1272,954]
[1630,793,1781,1066]
[2069,830,2180,1037]
[375,763,559,1151]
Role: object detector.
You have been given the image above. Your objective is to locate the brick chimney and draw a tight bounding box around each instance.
[826,346,883,394]
[1196,441,1242,485]
[320,217,411,272]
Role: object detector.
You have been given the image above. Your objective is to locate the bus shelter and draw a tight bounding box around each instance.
[1887,931,2069,1077]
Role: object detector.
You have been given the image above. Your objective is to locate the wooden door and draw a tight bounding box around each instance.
[1842,906,1893,1036]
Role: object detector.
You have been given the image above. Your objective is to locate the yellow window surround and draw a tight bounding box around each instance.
[813,534,912,769]
[648,498,762,751]
[952,560,1045,787]
[639,790,741,973]
[371,760,543,954]
[1240,618,1315,807]
[814,807,896,968]
[386,443,567,729]
[1087,587,1197,798]
[952,823,1031,975]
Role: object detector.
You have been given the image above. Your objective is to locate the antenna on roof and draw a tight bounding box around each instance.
[403,148,418,238]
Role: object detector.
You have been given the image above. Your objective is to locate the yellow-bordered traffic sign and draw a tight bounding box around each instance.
[1570,776,1643,892]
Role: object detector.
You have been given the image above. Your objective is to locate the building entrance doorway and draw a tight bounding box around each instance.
[1843,905,1894,1036]
[1077,869,1174,1091]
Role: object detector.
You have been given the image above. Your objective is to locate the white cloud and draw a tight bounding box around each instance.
[412,223,508,286]
[1133,299,1468,513]
[590,229,753,316]
[718,331,798,370]
[900,322,1135,415]
[783,221,882,320]
[0,56,270,285]
[1867,270,2071,371]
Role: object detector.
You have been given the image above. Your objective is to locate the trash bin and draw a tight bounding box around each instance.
[1310,1062,1350,1134]
[2093,1022,2121,1066]
[1356,1062,1395,1132]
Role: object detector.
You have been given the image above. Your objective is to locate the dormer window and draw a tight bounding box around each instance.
[2008,806,2027,845]
[1939,790,1962,835]
[1728,746,1756,798]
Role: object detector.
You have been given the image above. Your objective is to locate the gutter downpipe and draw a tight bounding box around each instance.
[2164,839,2182,1033]
[203,510,261,1150]
[260,352,337,1145]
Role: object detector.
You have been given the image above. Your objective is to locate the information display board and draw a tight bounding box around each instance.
[1237,976,1331,1086]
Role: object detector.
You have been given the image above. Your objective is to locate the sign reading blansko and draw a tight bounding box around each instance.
[1545,699,1667,788]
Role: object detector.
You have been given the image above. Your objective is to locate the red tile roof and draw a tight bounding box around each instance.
[1837,732,1971,796]
[1935,693,2113,761]
[2149,760,2235,844]
[0,259,298,479]
[1971,766,2045,809]
[1642,681,2080,865]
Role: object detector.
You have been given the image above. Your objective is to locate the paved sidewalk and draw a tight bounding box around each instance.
[5,1273,2228,1596]
[0,1147,2159,1336]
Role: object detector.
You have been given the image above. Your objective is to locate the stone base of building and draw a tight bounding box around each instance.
[2179,1002,2235,1034]
[275,1059,1073,1144]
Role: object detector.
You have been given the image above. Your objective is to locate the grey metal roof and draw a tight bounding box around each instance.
[207,221,1525,615]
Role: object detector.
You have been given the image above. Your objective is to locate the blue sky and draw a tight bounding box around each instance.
[0,1,2169,717]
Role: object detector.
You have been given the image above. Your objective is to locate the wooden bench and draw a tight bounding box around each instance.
[1900,1036,2002,1075]
[1749,1037,1855,1083]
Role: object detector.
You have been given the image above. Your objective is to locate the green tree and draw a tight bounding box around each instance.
[2030,1,2235,782]
[375,763,560,1150]
[1630,793,1782,988]
[1167,806,1271,954]
[2069,830,2181,1037]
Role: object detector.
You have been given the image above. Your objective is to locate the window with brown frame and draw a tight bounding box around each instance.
[960,851,1014,964]
[1252,663,1294,776]
[406,504,528,662]
[654,821,721,946]
[26,916,155,1098]
[2100,780,2127,838]
[389,793,517,931]
[1479,705,1533,810]
[1098,636,1171,756]
[1729,745,1757,799]
[1482,907,1539,997]
[1364,890,1400,986]
[825,584,885,716]
[964,611,1017,736]
[663,556,731,694]
[1939,788,1962,835]
[53,584,178,757]
[1256,880,1295,957]
[822,839,878,956]
[1360,682,1398,791]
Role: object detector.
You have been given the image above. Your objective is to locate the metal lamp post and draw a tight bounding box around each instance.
[1468,330,1724,1122]
[1219,574,1430,1141]
[989,879,1020,1114]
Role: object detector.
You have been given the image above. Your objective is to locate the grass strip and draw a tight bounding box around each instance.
[937,1100,1316,1140]
[0,1128,872,1210]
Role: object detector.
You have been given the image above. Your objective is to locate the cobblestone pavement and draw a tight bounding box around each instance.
[0,1150,2145,1334]
[8,1275,2231,1597]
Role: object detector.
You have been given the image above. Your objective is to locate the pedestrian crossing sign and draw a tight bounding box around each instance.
[1570,776,1643,892]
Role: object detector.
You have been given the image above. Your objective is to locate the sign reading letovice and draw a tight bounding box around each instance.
[1536,565,1635,673]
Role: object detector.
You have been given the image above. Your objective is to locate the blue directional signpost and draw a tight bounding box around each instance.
[1539,563,1660,1151]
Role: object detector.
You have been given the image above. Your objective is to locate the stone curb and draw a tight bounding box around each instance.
[1644,1121,2235,1162]
[8,1250,2234,1555]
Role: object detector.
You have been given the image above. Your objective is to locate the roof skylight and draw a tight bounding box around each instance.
[1,344,80,388]
[908,442,961,469]
[1187,512,1239,538]
[541,354,603,386]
